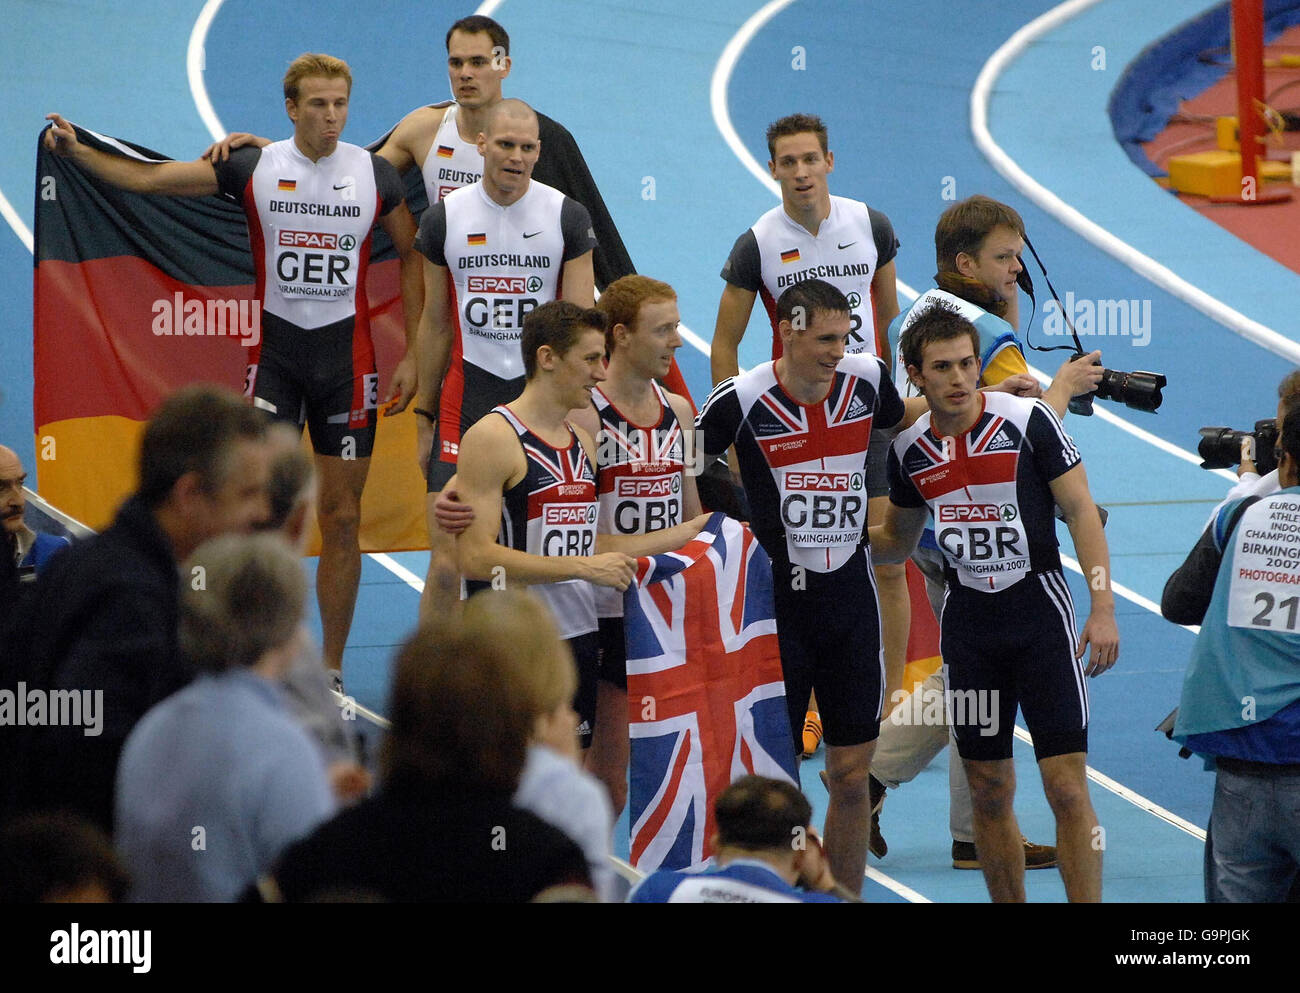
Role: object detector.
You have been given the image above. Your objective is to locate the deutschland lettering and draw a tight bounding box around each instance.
[438,167,480,184]
[458,254,550,269]
[269,201,362,217]
[775,263,872,290]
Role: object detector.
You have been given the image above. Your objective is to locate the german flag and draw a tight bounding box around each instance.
[467,232,486,246]
[34,123,427,552]
[780,248,799,264]
[436,145,455,159]
[277,178,297,192]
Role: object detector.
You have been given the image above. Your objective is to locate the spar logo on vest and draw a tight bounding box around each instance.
[779,469,866,546]
[273,228,358,298]
[541,503,598,556]
[934,501,1029,589]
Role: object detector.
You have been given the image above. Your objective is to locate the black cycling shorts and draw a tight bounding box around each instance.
[248,311,377,458]
[770,544,885,749]
[940,570,1088,762]
[427,362,524,492]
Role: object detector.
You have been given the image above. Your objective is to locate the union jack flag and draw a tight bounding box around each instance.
[624,513,797,872]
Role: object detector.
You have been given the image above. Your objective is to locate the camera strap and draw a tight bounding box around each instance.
[1019,234,1085,356]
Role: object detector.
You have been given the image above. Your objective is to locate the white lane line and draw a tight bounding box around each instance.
[971,0,1300,365]
[610,855,643,884]
[0,187,32,253]
[331,689,391,729]
[1057,551,1198,634]
[1013,726,1207,840]
[866,867,933,903]
[187,0,228,141]
[709,0,797,198]
[368,551,425,594]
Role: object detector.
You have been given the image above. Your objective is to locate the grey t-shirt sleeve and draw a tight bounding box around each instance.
[371,153,406,216]
[870,208,899,268]
[720,229,761,291]
[413,200,448,266]
[560,197,598,261]
[213,145,262,200]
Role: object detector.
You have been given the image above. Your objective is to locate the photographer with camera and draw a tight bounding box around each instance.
[889,196,1103,418]
[1162,397,1300,902]
[1197,370,1300,524]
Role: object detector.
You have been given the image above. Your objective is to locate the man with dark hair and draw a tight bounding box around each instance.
[10,385,270,834]
[698,279,922,892]
[628,775,842,902]
[873,304,1118,902]
[453,301,706,749]
[712,112,908,760]
[47,52,424,679]
[890,195,1100,417]
[1162,399,1300,902]
[433,278,704,799]
[115,533,334,901]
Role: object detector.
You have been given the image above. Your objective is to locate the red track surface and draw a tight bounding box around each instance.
[1142,24,1300,273]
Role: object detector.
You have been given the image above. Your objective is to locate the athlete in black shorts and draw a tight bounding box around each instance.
[44,55,423,677]
[697,279,925,894]
[872,303,1119,903]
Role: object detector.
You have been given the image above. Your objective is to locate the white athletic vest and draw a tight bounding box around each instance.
[751,196,883,355]
[420,104,483,205]
[243,140,382,329]
[440,181,572,381]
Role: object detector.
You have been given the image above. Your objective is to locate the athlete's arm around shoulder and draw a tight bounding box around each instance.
[455,418,635,589]
[1050,459,1118,676]
[44,113,218,196]
[375,104,448,174]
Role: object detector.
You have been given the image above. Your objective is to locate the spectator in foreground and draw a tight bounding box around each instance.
[261,591,593,902]
[114,533,335,901]
[628,775,846,903]
[462,590,617,901]
[256,424,368,803]
[1,444,71,573]
[12,385,270,834]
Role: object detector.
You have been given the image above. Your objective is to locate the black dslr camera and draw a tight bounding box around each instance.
[1064,352,1167,416]
[1016,244,1167,416]
[1197,419,1279,476]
